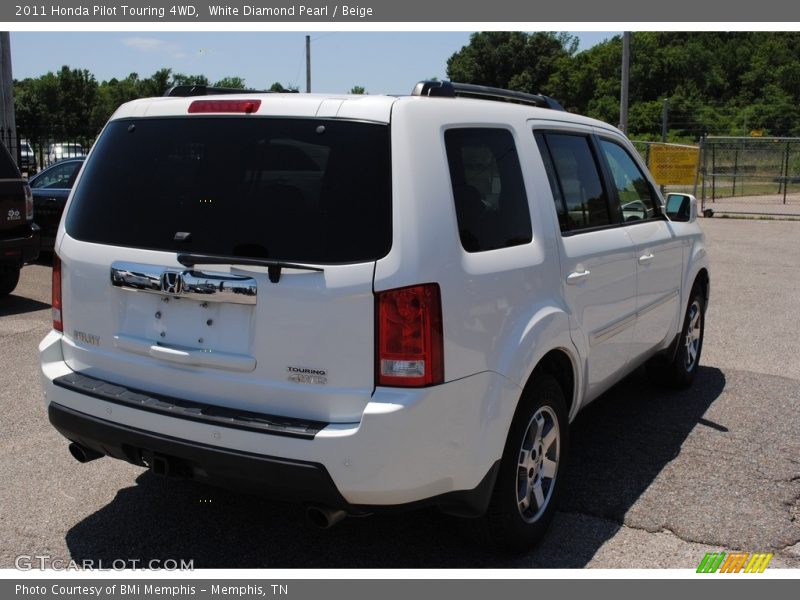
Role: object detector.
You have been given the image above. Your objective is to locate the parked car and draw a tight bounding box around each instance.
[0,142,39,296]
[29,158,84,251]
[39,81,709,551]
[46,142,86,165]
[19,140,38,174]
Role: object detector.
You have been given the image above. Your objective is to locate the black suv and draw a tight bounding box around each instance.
[0,142,40,296]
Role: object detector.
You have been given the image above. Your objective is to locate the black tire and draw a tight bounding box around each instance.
[481,373,569,553]
[646,285,706,389]
[0,266,21,297]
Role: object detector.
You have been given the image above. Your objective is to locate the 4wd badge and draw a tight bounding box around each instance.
[287,366,328,385]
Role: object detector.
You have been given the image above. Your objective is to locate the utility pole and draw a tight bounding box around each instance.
[0,32,16,162]
[661,98,669,142]
[619,31,630,135]
[305,35,311,93]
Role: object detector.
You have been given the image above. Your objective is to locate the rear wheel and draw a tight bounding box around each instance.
[481,374,568,552]
[0,265,20,297]
[647,286,705,389]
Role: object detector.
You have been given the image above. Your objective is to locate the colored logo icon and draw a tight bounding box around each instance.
[696,552,773,573]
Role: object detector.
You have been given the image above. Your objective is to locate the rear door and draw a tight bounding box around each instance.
[58,115,392,424]
[535,130,637,401]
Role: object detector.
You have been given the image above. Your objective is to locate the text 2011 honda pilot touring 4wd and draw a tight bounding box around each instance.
[40,81,709,551]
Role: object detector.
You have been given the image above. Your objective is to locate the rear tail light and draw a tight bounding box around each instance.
[52,255,63,332]
[376,284,443,387]
[23,184,33,221]
[188,99,261,114]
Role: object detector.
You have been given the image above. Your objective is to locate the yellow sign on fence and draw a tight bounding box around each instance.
[647,144,700,186]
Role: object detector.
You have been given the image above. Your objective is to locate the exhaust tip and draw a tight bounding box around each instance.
[68,442,103,463]
[306,506,347,529]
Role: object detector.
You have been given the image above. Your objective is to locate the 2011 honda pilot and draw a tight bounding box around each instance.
[40,81,709,550]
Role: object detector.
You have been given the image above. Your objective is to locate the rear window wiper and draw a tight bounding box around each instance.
[177,253,324,284]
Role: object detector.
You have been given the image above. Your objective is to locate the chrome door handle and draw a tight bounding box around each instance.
[567,269,591,285]
[638,253,655,265]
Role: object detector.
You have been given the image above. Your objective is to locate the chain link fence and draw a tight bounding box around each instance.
[634,137,800,217]
[698,136,800,217]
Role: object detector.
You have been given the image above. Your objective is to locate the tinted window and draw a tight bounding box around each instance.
[66,118,392,263]
[540,133,610,231]
[445,128,532,252]
[599,139,658,222]
[31,161,81,189]
[535,134,568,231]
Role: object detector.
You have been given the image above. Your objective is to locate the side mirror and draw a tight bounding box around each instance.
[665,193,697,223]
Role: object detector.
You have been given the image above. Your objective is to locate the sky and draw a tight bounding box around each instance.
[9,31,618,95]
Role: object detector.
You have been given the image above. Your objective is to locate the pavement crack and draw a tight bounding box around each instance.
[560,507,800,555]
[557,509,718,547]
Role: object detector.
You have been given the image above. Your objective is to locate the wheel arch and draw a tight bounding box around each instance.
[694,267,710,306]
[683,239,710,310]
[512,347,578,427]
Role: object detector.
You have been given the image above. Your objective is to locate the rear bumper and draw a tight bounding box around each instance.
[48,402,498,515]
[48,401,351,507]
[40,330,518,515]
[0,223,40,264]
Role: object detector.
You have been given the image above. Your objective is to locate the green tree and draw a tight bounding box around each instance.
[170,73,210,87]
[268,82,299,92]
[350,86,366,95]
[547,32,800,138]
[91,76,134,132]
[446,32,578,95]
[214,76,246,89]
[141,68,173,97]
[14,67,98,138]
[15,66,249,139]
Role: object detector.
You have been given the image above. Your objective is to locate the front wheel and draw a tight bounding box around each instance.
[481,374,569,552]
[647,286,706,389]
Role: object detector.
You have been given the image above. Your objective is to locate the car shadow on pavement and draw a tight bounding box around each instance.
[64,366,725,568]
[0,294,51,317]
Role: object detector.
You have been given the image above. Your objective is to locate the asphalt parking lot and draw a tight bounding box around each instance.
[1,217,798,569]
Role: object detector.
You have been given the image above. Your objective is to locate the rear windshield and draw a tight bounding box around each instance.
[66,117,392,263]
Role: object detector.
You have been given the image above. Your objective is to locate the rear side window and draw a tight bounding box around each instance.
[538,133,610,232]
[444,128,532,252]
[66,118,392,263]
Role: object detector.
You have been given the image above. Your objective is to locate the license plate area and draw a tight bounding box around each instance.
[110,260,257,356]
[117,293,255,356]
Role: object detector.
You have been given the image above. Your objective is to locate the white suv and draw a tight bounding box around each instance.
[39,81,709,551]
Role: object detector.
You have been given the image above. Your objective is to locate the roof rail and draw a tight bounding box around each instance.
[164,85,298,97]
[411,80,565,111]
